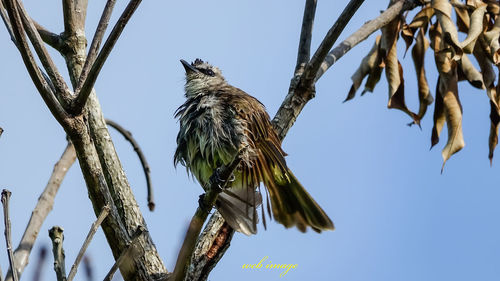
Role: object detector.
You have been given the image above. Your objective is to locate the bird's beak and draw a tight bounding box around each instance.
[180,59,199,74]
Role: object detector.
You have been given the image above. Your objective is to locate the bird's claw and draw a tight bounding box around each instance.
[198,194,211,213]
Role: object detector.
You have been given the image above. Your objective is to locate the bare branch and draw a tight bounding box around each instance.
[105,119,155,211]
[316,0,421,81]
[2,0,68,123]
[32,20,62,51]
[76,0,117,93]
[102,226,145,281]
[0,1,16,45]
[72,0,142,114]
[295,0,317,74]
[48,226,66,281]
[6,143,76,281]
[15,0,73,109]
[2,190,18,281]
[62,0,87,37]
[301,0,365,86]
[170,154,243,281]
[66,205,110,281]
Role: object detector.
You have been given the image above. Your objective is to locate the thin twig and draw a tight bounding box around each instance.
[102,226,145,281]
[2,190,18,281]
[295,0,317,74]
[2,0,68,123]
[48,226,66,281]
[72,0,142,114]
[76,0,117,93]
[15,0,73,109]
[301,0,365,86]
[66,205,110,281]
[170,154,243,281]
[316,0,421,80]
[105,119,155,211]
[0,0,16,46]
[5,143,76,281]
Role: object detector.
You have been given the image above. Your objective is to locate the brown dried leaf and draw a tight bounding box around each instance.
[401,23,415,56]
[409,6,435,30]
[382,17,418,123]
[412,27,434,123]
[434,47,465,171]
[344,36,382,102]
[461,1,488,53]
[489,70,500,163]
[433,0,463,59]
[458,54,485,88]
[431,76,446,148]
[454,5,471,33]
[483,17,500,64]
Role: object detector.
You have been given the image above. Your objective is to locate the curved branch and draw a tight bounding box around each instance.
[105,119,155,211]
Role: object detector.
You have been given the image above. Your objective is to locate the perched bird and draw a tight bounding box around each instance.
[174,58,334,235]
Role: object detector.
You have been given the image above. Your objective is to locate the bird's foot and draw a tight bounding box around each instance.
[210,167,228,192]
[198,194,212,213]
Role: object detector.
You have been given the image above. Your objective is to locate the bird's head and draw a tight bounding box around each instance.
[180,58,226,97]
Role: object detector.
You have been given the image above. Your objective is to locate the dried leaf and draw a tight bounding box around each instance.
[382,17,418,123]
[411,27,434,123]
[401,23,415,56]
[345,36,382,102]
[461,1,488,53]
[431,76,446,148]
[434,46,465,171]
[433,0,463,59]
[488,71,500,163]
[483,16,500,64]
[458,54,485,88]
[409,6,435,30]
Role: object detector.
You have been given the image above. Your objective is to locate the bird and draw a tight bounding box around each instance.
[174,58,334,235]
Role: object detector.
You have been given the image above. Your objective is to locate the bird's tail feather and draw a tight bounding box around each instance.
[265,169,334,233]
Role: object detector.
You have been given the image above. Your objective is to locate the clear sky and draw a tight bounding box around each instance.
[1,1,499,281]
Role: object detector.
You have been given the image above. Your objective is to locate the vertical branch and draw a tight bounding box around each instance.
[2,190,18,281]
[6,143,76,281]
[300,0,365,86]
[76,0,117,92]
[48,226,67,281]
[72,0,142,114]
[295,0,317,74]
[0,0,16,45]
[2,0,68,124]
[66,205,110,281]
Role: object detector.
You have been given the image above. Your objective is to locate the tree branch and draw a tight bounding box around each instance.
[295,0,317,74]
[5,143,76,281]
[2,190,18,281]
[170,155,243,281]
[106,119,155,211]
[76,0,116,93]
[66,205,110,281]
[72,0,142,114]
[48,226,66,281]
[32,20,62,51]
[15,0,73,109]
[0,0,16,46]
[315,0,421,81]
[102,226,145,281]
[300,0,365,86]
[2,0,68,124]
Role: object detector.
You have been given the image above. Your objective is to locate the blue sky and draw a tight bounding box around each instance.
[1,1,499,281]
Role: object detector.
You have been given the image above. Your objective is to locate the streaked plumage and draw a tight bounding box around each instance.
[175,59,334,235]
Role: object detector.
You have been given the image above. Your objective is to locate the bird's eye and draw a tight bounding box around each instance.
[204,69,215,76]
